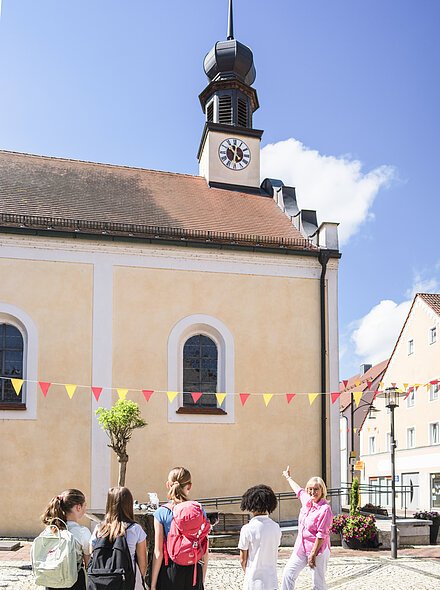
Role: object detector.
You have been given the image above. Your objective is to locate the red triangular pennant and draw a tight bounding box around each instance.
[331,392,341,404]
[367,380,373,390]
[342,380,348,388]
[373,390,379,401]
[91,387,103,402]
[142,389,154,402]
[286,393,296,404]
[191,392,203,404]
[39,381,51,397]
[239,393,250,406]
[430,380,439,385]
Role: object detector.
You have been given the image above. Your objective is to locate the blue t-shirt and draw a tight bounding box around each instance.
[154,503,208,539]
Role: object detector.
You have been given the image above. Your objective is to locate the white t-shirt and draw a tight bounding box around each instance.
[238,515,281,590]
[66,521,91,565]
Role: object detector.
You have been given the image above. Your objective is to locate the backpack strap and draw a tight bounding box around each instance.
[162,504,174,566]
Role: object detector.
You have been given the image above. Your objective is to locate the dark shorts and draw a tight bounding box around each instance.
[157,561,204,590]
[47,567,86,590]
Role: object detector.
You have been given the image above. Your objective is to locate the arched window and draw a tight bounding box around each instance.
[183,335,217,408]
[0,323,24,404]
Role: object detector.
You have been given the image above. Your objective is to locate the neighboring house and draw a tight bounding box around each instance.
[339,360,387,486]
[359,293,440,512]
[0,12,341,536]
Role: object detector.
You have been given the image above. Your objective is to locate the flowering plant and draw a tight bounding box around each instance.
[331,513,378,544]
[414,510,440,524]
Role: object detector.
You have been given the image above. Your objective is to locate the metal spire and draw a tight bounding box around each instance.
[227,0,234,40]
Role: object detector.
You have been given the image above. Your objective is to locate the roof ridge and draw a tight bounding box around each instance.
[0,148,202,180]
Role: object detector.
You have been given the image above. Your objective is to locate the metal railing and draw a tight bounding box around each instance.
[197,483,420,525]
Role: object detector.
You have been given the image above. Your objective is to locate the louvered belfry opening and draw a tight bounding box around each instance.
[237,97,248,127]
[218,95,233,125]
[207,91,253,128]
[206,101,214,123]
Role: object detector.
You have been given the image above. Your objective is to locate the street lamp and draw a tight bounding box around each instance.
[383,386,400,559]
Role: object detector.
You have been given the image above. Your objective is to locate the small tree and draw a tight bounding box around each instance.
[96,399,147,486]
[350,477,360,516]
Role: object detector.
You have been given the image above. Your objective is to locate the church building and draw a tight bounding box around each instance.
[0,4,341,535]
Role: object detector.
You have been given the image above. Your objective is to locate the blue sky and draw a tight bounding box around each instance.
[1,1,439,379]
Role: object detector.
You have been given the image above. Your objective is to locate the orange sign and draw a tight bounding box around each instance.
[354,461,365,471]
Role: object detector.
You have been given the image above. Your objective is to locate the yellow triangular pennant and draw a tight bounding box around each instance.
[354,427,357,434]
[117,388,128,400]
[167,391,178,403]
[308,393,320,406]
[403,383,408,390]
[263,393,273,407]
[353,391,363,407]
[11,378,24,395]
[355,380,361,387]
[65,384,77,399]
[378,381,384,389]
[215,393,227,406]
[425,383,431,392]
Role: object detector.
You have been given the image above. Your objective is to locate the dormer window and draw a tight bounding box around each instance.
[408,339,414,355]
[430,327,437,345]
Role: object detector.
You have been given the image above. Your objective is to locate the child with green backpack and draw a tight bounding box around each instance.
[32,489,91,590]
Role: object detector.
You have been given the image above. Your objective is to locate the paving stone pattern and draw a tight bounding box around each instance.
[2,556,440,590]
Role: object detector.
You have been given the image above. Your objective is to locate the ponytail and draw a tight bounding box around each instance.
[41,489,86,529]
[167,467,192,503]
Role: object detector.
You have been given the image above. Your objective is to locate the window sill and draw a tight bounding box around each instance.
[0,402,26,411]
[176,406,227,416]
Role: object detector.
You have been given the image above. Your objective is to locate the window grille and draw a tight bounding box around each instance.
[237,98,248,127]
[207,101,214,123]
[0,324,24,403]
[183,335,217,408]
[218,95,232,125]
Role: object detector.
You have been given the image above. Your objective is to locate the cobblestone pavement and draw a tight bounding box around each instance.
[1,546,440,590]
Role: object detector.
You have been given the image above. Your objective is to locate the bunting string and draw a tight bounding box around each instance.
[0,375,438,407]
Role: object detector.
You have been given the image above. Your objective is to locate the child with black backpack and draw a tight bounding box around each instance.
[150,467,210,590]
[88,487,147,590]
[33,489,91,590]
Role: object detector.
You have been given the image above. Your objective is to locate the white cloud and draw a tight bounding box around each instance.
[405,271,440,299]
[345,273,440,373]
[350,299,411,365]
[260,138,395,244]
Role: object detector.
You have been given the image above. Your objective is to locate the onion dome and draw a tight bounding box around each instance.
[203,39,256,86]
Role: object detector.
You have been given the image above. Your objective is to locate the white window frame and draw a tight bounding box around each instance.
[430,383,439,402]
[430,422,440,445]
[167,314,235,424]
[386,432,392,452]
[407,426,416,449]
[408,339,414,355]
[0,304,38,420]
[407,389,415,408]
[429,326,437,345]
[369,436,376,454]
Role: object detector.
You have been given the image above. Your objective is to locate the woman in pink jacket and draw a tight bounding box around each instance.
[281,466,333,590]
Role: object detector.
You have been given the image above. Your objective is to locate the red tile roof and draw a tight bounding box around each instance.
[0,150,314,250]
[339,359,388,411]
[418,293,440,316]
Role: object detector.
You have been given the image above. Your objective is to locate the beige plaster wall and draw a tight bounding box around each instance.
[0,258,93,536]
[360,297,440,509]
[111,266,323,519]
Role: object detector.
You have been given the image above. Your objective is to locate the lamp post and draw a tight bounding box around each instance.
[384,386,399,559]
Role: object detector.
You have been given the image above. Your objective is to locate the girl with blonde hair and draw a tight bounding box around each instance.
[281,467,333,590]
[40,489,91,590]
[151,467,209,590]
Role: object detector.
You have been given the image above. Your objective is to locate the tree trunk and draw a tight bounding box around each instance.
[118,454,128,486]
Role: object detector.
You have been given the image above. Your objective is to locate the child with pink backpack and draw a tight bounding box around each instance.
[150,467,210,590]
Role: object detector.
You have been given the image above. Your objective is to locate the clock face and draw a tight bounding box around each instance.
[219,138,251,170]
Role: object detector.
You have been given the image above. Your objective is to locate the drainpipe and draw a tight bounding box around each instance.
[318,250,330,483]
